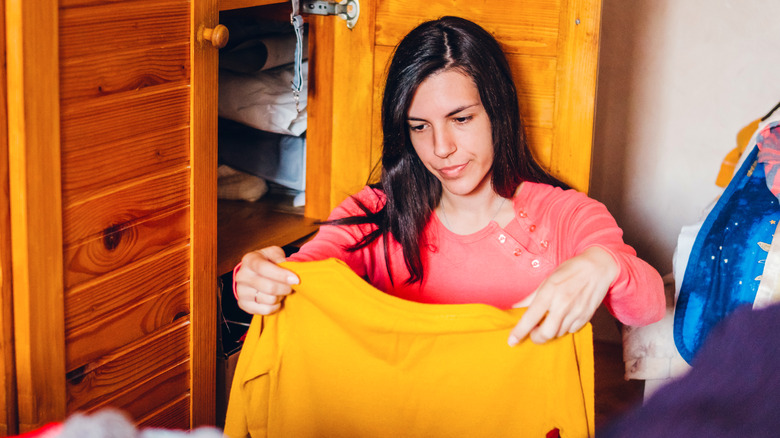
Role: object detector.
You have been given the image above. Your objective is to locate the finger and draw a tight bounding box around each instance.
[556,316,576,338]
[508,303,548,346]
[556,305,587,338]
[240,248,300,286]
[251,290,281,306]
[237,299,281,316]
[529,309,565,344]
[235,279,291,304]
[236,269,298,298]
[257,246,289,264]
[235,279,290,308]
[511,291,537,308]
[245,274,295,297]
[568,318,589,334]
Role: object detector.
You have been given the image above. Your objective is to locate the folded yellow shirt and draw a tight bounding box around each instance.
[225,258,594,438]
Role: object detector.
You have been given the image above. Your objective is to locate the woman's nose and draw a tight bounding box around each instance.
[433,127,456,158]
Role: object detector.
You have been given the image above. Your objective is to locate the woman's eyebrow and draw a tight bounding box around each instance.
[446,103,480,117]
[407,103,481,121]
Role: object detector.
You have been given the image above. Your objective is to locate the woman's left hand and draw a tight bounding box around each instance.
[507,246,619,345]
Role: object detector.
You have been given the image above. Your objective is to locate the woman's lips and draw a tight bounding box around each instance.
[438,163,467,178]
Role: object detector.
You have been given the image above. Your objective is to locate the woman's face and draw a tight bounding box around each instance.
[406,69,494,199]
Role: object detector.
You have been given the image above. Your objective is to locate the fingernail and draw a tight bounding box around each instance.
[507,335,519,347]
[287,275,299,285]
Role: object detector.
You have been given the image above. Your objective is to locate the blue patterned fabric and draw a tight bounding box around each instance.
[674,145,780,363]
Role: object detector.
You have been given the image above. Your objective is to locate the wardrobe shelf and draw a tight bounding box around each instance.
[217,197,319,275]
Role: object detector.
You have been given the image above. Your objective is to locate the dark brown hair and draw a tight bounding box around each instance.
[329,16,567,284]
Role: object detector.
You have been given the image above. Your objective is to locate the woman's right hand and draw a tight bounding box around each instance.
[234,246,300,315]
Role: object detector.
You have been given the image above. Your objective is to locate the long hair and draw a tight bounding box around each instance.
[329,16,567,284]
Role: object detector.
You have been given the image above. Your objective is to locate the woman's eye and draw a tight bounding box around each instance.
[409,124,426,132]
[454,116,472,124]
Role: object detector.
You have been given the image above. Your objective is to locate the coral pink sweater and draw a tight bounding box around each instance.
[288,182,664,327]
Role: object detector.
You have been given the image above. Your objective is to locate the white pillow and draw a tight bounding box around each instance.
[219,61,308,137]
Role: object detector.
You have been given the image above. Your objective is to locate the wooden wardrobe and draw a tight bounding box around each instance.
[0,0,601,433]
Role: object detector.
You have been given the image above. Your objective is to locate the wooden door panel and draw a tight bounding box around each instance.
[62,206,189,289]
[66,321,189,413]
[8,0,216,429]
[374,0,561,56]
[0,0,14,432]
[58,0,217,424]
[60,85,189,154]
[510,54,557,129]
[306,11,378,217]
[62,169,189,245]
[60,43,190,104]
[61,128,190,199]
[368,44,390,173]
[60,0,162,7]
[7,0,67,429]
[59,1,189,59]
[137,394,190,429]
[548,0,602,191]
[92,361,189,421]
[526,126,554,169]
[190,0,218,425]
[64,244,189,332]
[65,283,189,371]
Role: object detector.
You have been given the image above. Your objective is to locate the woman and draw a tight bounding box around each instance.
[234,16,665,345]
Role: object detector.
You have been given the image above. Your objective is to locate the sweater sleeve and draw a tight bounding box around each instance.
[556,190,665,327]
[286,186,385,278]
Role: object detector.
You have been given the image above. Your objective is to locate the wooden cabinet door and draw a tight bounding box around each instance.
[307,0,601,216]
[6,0,218,431]
[7,0,67,432]
[0,0,15,434]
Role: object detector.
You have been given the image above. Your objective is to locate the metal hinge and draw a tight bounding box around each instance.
[301,0,360,29]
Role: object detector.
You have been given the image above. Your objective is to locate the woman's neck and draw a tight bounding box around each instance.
[438,188,514,234]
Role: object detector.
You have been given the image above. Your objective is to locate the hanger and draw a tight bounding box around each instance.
[715,99,780,188]
[761,100,780,121]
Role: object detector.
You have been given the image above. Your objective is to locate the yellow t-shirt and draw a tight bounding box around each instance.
[225,259,594,438]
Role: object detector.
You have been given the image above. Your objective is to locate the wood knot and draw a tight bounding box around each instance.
[102,224,123,250]
[66,365,87,385]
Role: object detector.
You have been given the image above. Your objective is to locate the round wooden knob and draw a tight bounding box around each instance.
[202,24,229,49]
